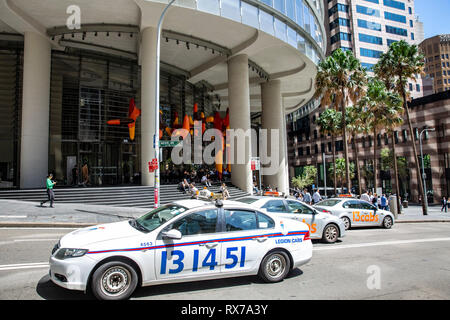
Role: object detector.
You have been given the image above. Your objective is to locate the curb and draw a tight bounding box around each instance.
[396,220,450,223]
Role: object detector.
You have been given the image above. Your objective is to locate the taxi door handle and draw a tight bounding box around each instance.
[253,237,268,243]
[200,242,219,248]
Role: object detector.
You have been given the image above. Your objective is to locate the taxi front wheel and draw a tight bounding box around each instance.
[258,251,291,283]
[382,216,393,229]
[91,261,138,300]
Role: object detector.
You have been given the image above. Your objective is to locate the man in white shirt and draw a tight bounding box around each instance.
[360,191,370,203]
[312,190,322,204]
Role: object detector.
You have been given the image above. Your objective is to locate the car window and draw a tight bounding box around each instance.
[167,209,219,236]
[136,204,188,232]
[286,200,315,214]
[224,210,258,231]
[357,201,376,210]
[316,199,340,207]
[262,200,288,213]
[256,212,275,229]
[235,197,259,204]
[343,200,359,209]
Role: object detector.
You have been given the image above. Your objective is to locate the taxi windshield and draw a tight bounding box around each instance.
[134,204,188,233]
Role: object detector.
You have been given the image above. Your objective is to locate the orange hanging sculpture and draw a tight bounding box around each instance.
[107,98,141,141]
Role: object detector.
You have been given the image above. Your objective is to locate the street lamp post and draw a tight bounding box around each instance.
[154,0,175,208]
[419,127,435,214]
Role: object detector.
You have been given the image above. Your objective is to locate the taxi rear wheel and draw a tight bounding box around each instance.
[322,224,339,243]
[258,251,291,283]
[92,261,138,300]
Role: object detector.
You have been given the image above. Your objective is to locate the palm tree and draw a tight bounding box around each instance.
[360,78,398,193]
[346,104,370,196]
[315,49,368,193]
[378,90,404,215]
[374,41,427,214]
[316,108,342,196]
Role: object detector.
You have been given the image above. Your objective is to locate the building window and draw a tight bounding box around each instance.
[356,5,380,17]
[357,19,382,31]
[383,0,406,11]
[359,33,383,45]
[385,25,408,37]
[360,48,383,58]
[384,11,407,24]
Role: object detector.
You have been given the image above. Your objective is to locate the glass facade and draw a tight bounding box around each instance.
[0,48,22,188]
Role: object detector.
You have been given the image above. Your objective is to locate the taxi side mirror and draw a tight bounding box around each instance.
[162,229,182,240]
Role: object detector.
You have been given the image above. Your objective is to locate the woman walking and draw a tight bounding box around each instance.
[40,173,57,208]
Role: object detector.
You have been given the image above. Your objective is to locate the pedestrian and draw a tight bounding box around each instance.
[380,194,388,210]
[372,193,378,207]
[71,165,78,186]
[303,188,312,205]
[221,183,230,200]
[40,173,56,208]
[82,161,89,187]
[361,190,370,203]
[441,197,448,213]
[312,189,322,204]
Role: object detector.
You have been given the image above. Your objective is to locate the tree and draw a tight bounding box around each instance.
[374,40,427,214]
[314,49,368,193]
[329,158,355,192]
[346,104,370,196]
[316,108,342,196]
[291,166,318,190]
[359,78,403,194]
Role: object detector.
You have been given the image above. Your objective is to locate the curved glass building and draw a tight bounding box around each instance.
[0,0,326,193]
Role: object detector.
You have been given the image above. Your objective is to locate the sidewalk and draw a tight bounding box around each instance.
[0,199,449,228]
[395,204,450,223]
[0,199,149,228]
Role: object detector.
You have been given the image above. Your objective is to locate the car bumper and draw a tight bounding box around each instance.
[291,240,313,269]
[49,255,95,291]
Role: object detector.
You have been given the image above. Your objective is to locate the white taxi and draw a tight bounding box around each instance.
[314,198,395,230]
[49,199,312,300]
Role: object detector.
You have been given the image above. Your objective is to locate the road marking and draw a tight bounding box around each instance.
[13,239,59,242]
[0,262,49,271]
[0,216,27,219]
[313,237,450,251]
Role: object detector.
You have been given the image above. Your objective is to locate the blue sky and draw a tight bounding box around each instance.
[415,0,450,38]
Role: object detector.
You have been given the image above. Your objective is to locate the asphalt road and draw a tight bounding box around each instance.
[0,223,449,300]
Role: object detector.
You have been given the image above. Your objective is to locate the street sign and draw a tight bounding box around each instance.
[148,158,158,173]
[159,140,182,148]
[251,157,260,171]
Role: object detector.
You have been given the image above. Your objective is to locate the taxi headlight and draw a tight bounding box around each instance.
[55,248,88,259]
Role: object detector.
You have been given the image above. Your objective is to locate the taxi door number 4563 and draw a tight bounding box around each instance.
[160,246,246,274]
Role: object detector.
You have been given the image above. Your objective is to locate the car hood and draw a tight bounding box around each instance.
[59,221,143,248]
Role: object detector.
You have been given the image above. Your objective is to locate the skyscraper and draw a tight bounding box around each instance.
[324,0,424,97]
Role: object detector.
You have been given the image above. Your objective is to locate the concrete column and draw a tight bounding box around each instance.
[261,80,288,194]
[140,27,158,187]
[227,54,252,194]
[20,32,51,189]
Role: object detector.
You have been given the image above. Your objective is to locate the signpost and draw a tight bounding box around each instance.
[251,157,261,195]
[159,140,182,148]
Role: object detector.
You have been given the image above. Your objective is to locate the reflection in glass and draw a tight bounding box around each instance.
[241,1,260,28]
[197,0,220,15]
[273,0,286,15]
[259,9,274,35]
[221,0,241,22]
[274,18,287,41]
[295,0,304,28]
[286,0,295,21]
